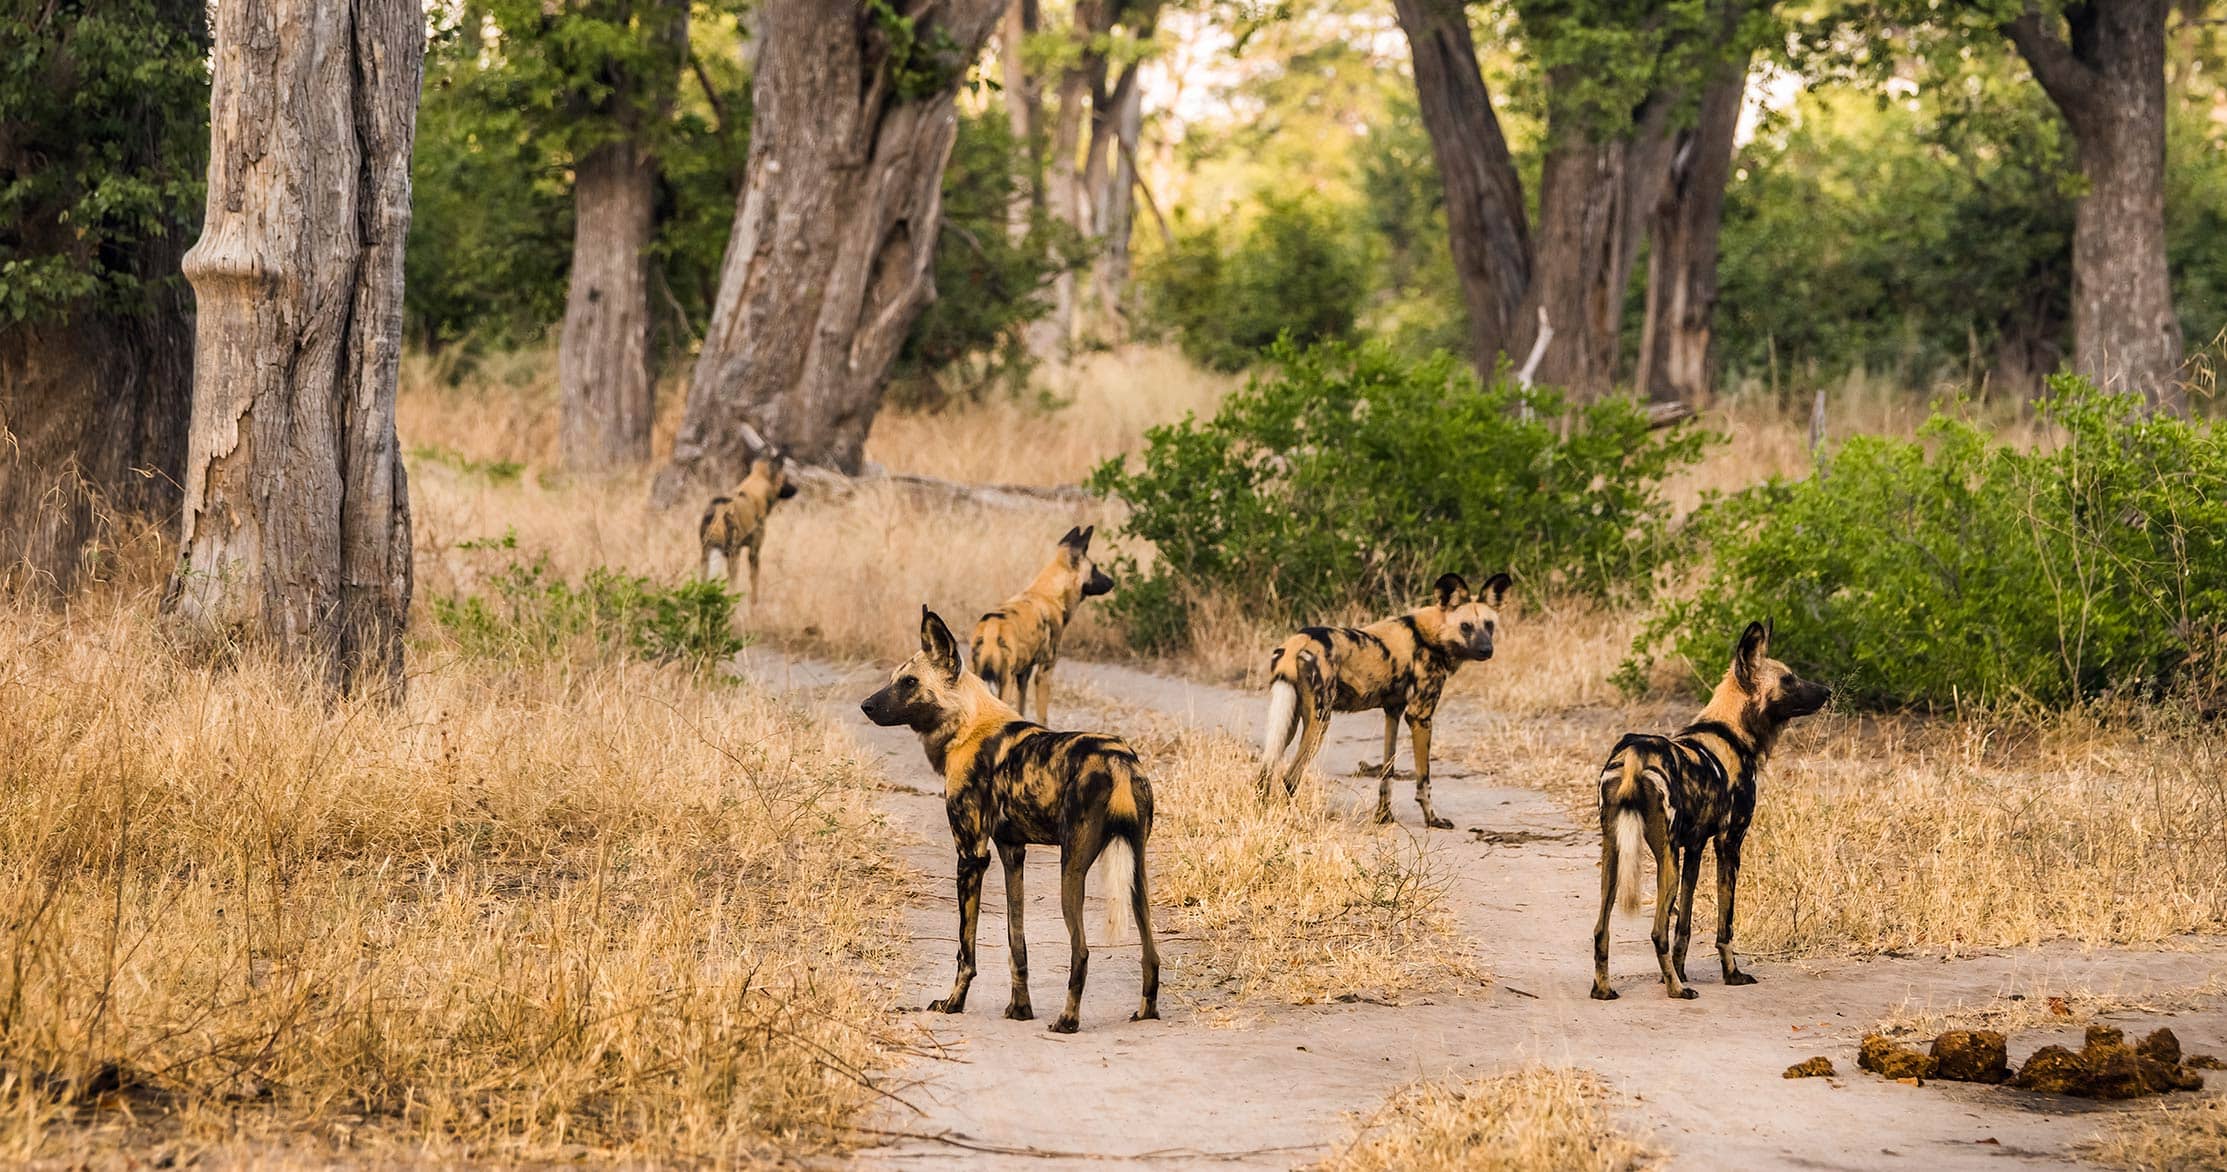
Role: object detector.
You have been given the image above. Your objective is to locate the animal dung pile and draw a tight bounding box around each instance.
[1783,1056,1835,1079]
[1856,1026,2213,1100]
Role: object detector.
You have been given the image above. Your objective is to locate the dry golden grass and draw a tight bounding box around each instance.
[1316,1068,1658,1172]
[1873,977,2227,1041]
[2080,1098,2227,1171]
[0,596,909,1165]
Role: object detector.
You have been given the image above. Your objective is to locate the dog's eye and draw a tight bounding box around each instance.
[1461,622,1474,635]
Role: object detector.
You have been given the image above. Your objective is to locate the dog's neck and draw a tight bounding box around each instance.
[917,672,1021,776]
[1694,671,1779,760]
[1025,557,1085,621]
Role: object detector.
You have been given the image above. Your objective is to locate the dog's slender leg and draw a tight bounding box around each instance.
[1409,716,1452,830]
[1288,703,1330,800]
[745,537,762,602]
[1129,833,1160,1022]
[1649,816,1694,999]
[930,850,989,1013]
[1011,666,1033,720]
[1591,809,1620,1000]
[1051,839,1095,1033]
[998,841,1033,1020]
[1033,660,1052,726]
[1716,833,1757,986]
[1369,707,1400,819]
[1672,845,1703,985]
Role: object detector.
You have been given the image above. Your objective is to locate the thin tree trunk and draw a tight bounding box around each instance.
[557,0,686,474]
[2005,0,2183,411]
[559,141,658,470]
[999,0,1043,241]
[1391,0,1532,372]
[1637,56,1746,404]
[1028,1,1106,360]
[1089,67,1146,339]
[171,0,423,695]
[651,0,1006,496]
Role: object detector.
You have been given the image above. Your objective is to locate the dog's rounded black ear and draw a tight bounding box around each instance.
[921,608,962,673]
[1433,573,1472,609]
[777,481,799,500]
[1734,620,1770,688]
[1480,572,1512,607]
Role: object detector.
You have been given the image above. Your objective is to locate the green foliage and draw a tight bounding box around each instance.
[409,445,526,485]
[1137,196,1368,372]
[1623,378,2227,710]
[0,1,206,325]
[1088,339,1717,652]
[890,111,1079,406]
[432,555,745,666]
[869,0,969,101]
[1354,91,1469,361]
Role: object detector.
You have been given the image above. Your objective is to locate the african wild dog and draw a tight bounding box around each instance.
[698,452,799,599]
[969,526,1115,726]
[863,607,1158,1033]
[1258,572,1512,828]
[1591,620,1830,1001]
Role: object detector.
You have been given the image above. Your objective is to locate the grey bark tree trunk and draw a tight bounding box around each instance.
[170,0,423,696]
[1636,57,1746,405]
[2004,0,2183,411]
[558,1,687,474]
[1081,2,1157,340]
[1026,0,1106,361]
[651,0,1006,496]
[1392,0,1532,372]
[999,0,1044,241]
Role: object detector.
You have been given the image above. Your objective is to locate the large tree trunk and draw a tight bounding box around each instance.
[1025,1,1107,361]
[651,0,1006,496]
[170,0,423,696]
[1392,0,1532,371]
[1636,57,1746,405]
[2004,0,2183,411]
[558,1,687,474]
[1514,87,1673,397]
[1081,3,1158,340]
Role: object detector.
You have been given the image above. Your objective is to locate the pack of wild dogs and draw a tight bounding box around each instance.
[706,459,1831,1032]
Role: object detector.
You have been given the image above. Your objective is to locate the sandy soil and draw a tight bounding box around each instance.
[736,648,2227,1170]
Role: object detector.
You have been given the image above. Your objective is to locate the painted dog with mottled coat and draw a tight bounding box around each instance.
[1258,572,1512,828]
[1591,620,1830,1000]
[863,607,1158,1033]
[698,452,798,600]
[970,525,1114,726]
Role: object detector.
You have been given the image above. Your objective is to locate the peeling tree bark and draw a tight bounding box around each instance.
[1636,49,1746,405]
[999,0,1044,240]
[651,0,1005,497]
[170,0,423,696]
[558,1,688,474]
[2003,0,2182,411]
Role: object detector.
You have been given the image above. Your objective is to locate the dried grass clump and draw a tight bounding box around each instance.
[1101,715,1480,1011]
[0,601,907,1164]
[1317,1067,1658,1172]
[2081,1097,2227,1170]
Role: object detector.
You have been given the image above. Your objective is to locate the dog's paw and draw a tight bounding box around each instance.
[1671,987,1699,1000]
[1004,1003,1034,1021]
[1589,986,1619,1001]
[927,997,964,1014]
[1423,814,1454,830]
[1049,1015,1080,1034]
[1724,970,1758,986]
[1130,1006,1160,1022]
[1372,805,1396,825]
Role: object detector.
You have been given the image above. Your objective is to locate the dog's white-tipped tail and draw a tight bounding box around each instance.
[1097,838,1137,941]
[704,549,728,583]
[1614,809,1645,915]
[1262,679,1299,770]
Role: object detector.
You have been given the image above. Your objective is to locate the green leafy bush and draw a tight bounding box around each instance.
[1088,339,1716,652]
[1623,377,2227,709]
[432,556,743,667]
[1137,195,1367,372]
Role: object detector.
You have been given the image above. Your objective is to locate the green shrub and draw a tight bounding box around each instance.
[432,555,743,667]
[1138,195,1367,372]
[1622,377,2227,710]
[1087,339,1717,653]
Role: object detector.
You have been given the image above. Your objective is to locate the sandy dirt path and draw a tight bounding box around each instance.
[735,647,2227,1170]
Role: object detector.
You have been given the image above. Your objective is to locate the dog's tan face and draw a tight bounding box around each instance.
[1426,572,1512,661]
[1731,621,1831,725]
[861,608,966,731]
